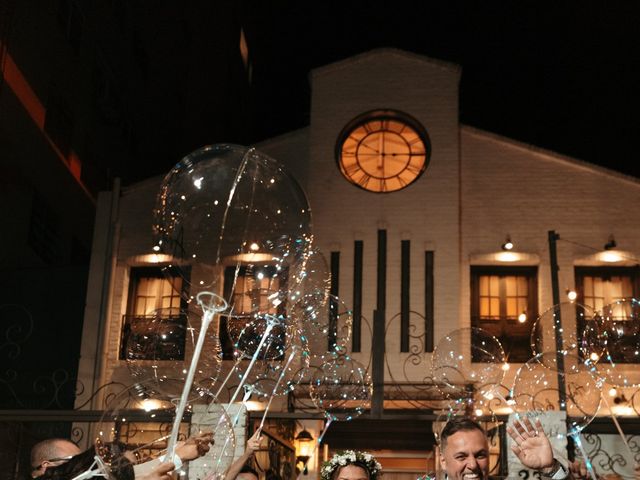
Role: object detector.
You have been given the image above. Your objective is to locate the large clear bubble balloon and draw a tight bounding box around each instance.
[510,352,601,438]
[531,302,603,369]
[432,328,507,401]
[598,298,640,387]
[95,379,234,479]
[310,353,372,421]
[153,144,313,308]
[124,307,223,396]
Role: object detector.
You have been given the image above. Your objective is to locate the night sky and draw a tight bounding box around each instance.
[112,2,640,185]
[221,1,640,179]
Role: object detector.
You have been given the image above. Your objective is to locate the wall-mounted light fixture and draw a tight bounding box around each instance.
[501,235,514,251]
[295,428,314,475]
[566,289,577,301]
[604,235,617,251]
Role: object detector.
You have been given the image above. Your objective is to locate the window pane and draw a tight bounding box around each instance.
[490,298,500,316]
[506,298,517,317]
[480,298,489,317]
[593,278,604,298]
[505,276,516,297]
[489,276,499,296]
[583,277,593,295]
[518,298,528,313]
[517,276,528,295]
[479,276,488,296]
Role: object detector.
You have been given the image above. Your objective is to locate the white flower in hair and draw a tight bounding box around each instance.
[321,450,382,480]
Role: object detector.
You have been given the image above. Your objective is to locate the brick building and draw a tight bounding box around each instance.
[78,49,640,479]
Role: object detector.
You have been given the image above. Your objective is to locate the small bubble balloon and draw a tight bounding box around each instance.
[292,293,354,357]
[598,298,640,388]
[432,327,507,401]
[153,144,313,308]
[510,352,601,438]
[530,302,603,369]
[310,353,372,422]
[287,247,331,306]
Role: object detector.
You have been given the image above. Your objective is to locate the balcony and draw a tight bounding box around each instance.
[120,313,187,361]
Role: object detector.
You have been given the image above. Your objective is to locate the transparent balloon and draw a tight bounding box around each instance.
[598,298,640,387]
[310,353,372,421]
[293,293,354,357]
[287,247,331,306]
[228,311,295,361]
[95,379,234,480]
[432,328,507,401]
[510,352,601,438]
[236,342,309,399]
[531,302,603,369]
[153,143,313,310]
[124,306,223,397]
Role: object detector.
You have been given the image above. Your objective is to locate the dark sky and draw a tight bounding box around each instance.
[120,1,640,183]
[233,1,640,178]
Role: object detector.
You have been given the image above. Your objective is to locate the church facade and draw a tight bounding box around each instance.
[77,49,640,478]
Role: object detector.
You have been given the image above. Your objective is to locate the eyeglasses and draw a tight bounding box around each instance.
[32,456,75,471]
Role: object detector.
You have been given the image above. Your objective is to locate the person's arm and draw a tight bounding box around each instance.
[506,418,568,479]
[568,460,588,480]
[136,461,175,480]
[223,430,262,480]
[175,431,213,461]
[134,432,213,477]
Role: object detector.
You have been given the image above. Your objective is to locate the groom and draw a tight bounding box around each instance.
[439,417,570,480]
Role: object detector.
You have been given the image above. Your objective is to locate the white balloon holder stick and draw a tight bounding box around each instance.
[226,316,277,406]
[71,456,109,480]
[166,291,228,463]
[258,347,298,430]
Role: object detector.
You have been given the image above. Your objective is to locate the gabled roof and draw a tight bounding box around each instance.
[462,124,640,187]
[255,126,310,150]
[310,48,461,80]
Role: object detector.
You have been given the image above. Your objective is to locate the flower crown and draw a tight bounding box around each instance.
[321,450,382,480]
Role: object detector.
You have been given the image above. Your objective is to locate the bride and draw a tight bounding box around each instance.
[321,451,382,480]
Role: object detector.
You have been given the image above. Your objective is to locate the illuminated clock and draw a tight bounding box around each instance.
[335,109,430,193]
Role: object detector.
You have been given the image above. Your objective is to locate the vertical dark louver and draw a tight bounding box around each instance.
[425,251,434,352]
[352,240,363,352]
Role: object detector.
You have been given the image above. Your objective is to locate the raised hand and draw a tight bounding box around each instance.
[176,431,214,461]
[506,418,555,471]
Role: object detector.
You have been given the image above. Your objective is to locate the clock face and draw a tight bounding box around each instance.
[335,110,430,193]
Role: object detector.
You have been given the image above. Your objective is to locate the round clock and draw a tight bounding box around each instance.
[335,109,430,193]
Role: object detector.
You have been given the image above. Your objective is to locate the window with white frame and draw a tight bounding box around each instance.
[120,266,188,360]
[471,266,538,363]
[575,266,640,363]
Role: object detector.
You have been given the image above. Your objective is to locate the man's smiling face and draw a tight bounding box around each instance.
[440,429,490,480]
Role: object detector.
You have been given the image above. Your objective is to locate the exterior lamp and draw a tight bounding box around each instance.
[295,428,314,475]
[501,235,514,251]
[603,235,617,250]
